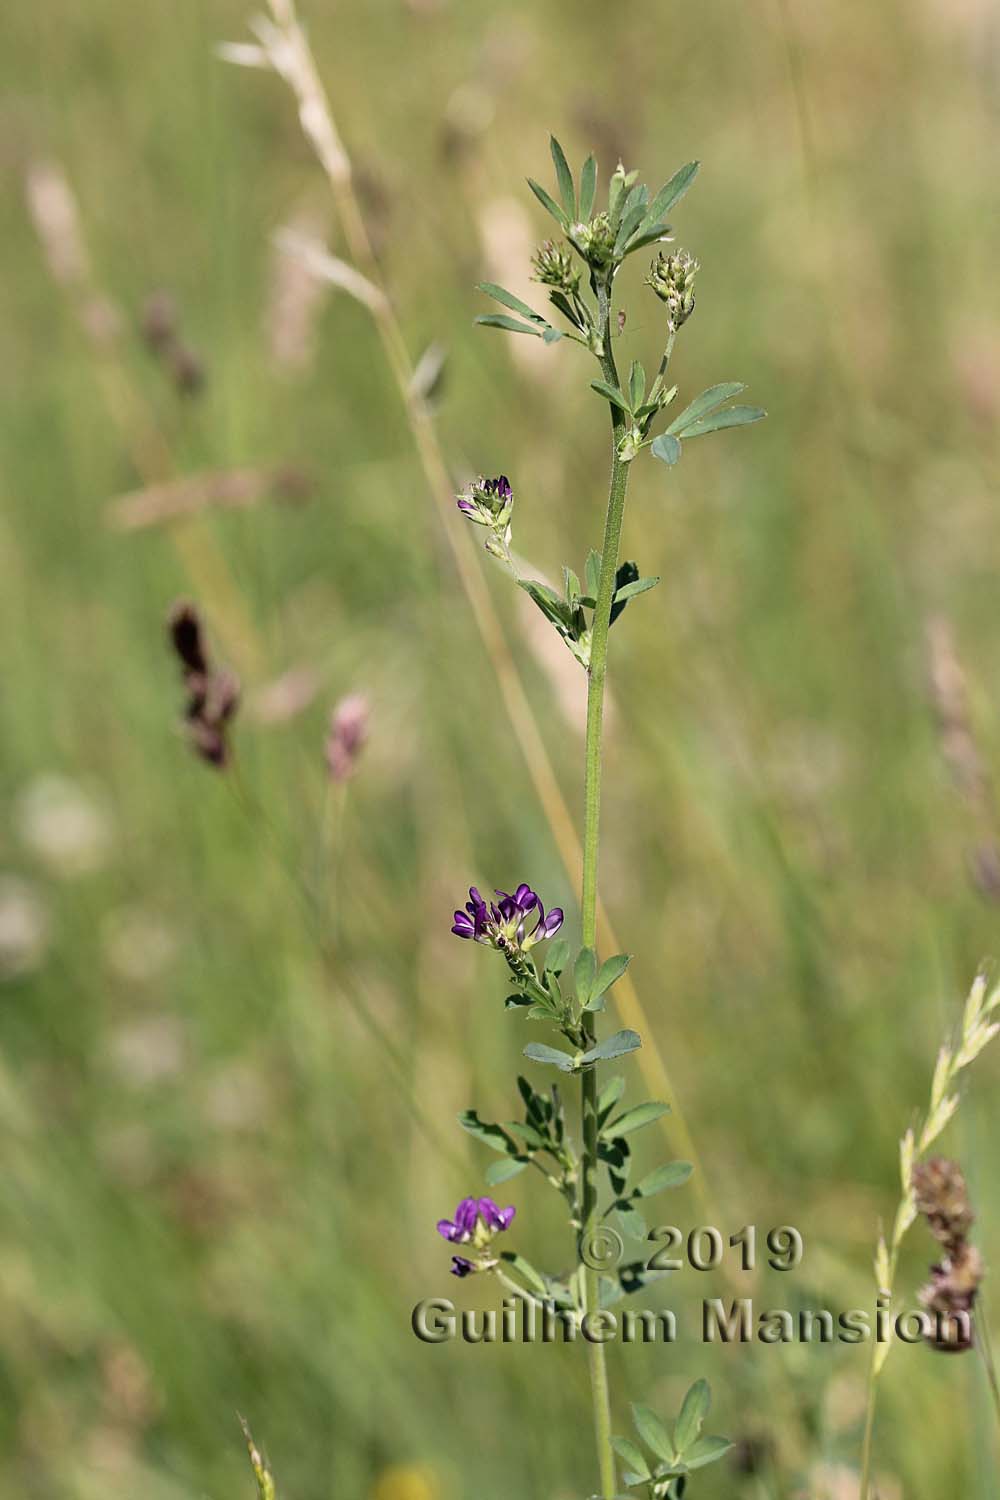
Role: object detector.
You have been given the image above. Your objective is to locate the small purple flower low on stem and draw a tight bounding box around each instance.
[436,1195,516,1275]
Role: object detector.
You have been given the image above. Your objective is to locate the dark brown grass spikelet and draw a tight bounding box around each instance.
[913,1156,984,1352]
[140,289,206,396]
[912,1156,975,1250]
[168,603,208,676]
[167,602,239,768]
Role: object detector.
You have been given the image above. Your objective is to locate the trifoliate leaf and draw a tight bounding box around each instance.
[666,381,746,434]
[675,404,765,437]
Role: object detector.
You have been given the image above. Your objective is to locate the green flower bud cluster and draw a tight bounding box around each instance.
[532,240,581,294]
[570,212,617,273]
[646,248,699,329]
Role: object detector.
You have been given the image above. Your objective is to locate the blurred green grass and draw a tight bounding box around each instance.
[2,0,1000,1496]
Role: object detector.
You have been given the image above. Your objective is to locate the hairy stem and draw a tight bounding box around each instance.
[579,280,630,1500]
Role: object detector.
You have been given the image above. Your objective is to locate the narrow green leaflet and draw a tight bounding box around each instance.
[591,379,632,413]
[608,561,638,625]
[639,160,700,236]
[575,946,597,1003]
[585,952,631,1011]
[518,579,574,630]
[612,577,659,605]
[631,1405,676,1466]
[683,1435,734,1471]
[477,282,548,325]
[475,313,546,338]
[650,433,681,466]
[597,1074,625,1117]
[484,1156,528,1186]
[579,154,597,220]
[623,222,671,255]
[499,1250,548,1296]
[544,937,570,975]
[527,177,569,229]
[666,381,746,434]
[550,135,576,219]
[611,1439,650,1485]
[604,1100,670,1137]
[614,194,650,256]
[634,1160,692,1197]
[675,404,766,437]
[580,1028,642,1064]
[628,360,646,411]
[458,1108,517,1154]
[673,1379,710,1455]
[615,1202,648,1239]
[523,1042,577,1071]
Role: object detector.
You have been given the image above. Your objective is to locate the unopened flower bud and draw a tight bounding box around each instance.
[646,248,699,329]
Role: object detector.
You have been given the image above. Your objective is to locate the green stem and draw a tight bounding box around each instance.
[579,278,630,1500]
[976,1297,1000,1434]
[857,1352,877,1500]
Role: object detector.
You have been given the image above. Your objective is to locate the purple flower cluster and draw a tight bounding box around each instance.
[456,474,512,521]
[455,476,515,566]
[452,883,563,952]
[437,1195,516,1277]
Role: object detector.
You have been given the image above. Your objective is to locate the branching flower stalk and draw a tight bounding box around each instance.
[446,141,763,1499]
[221,5,727,1229]
[859,970,1000,1500]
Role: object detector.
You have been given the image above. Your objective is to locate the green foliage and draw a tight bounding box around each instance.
[616,1385,732,1492]
[5,4,988,1497]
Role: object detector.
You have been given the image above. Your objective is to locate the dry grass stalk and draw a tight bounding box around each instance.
[267,205,331,372]
[22,155,264,671]
[926,614,1000,898]
[108,466,310,531]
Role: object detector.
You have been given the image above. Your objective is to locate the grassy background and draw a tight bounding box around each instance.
[2,0,1000,1496]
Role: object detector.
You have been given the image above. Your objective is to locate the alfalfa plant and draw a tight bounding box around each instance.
[437,139,764,1499]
